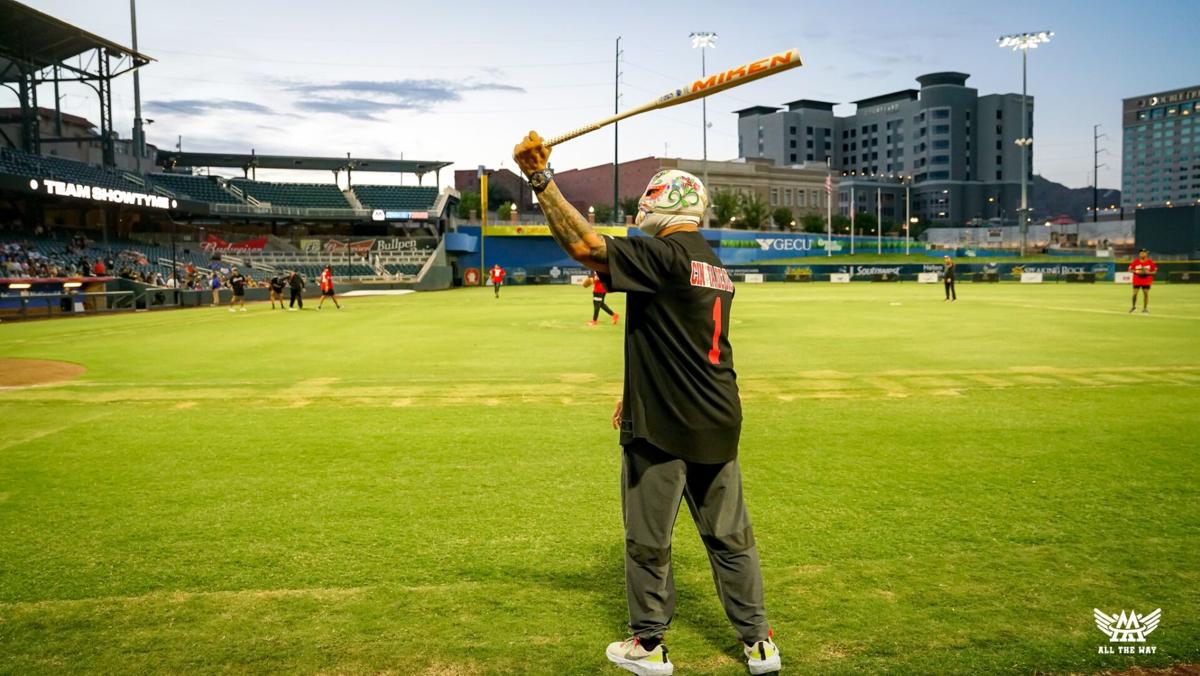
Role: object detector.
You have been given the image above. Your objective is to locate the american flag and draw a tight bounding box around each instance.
[824,174,833,195]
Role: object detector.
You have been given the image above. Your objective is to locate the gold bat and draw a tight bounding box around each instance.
[544,48,803,148]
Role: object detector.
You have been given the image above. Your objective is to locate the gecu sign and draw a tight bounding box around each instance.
[755,238,814,252]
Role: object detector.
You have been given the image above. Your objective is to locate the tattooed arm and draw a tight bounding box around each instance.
[513,131,609,273]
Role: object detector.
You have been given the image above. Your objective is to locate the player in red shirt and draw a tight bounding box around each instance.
[317,265,342,310]
[1128,249,1157,314]
[584,270,619,326]
[489,264,506,298]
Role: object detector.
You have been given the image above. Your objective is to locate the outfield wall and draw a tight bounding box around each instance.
[449,225,926,285]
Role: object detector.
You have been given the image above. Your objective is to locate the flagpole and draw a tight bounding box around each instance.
[850,185,855,255]
[825,159,832,257]
[876,186,882,255]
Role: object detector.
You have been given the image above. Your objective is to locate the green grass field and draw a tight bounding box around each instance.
[1,283,1197,675]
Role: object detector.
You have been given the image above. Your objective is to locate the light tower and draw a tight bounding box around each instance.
[997,30,1052,256]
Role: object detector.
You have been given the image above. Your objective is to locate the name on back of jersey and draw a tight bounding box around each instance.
[689,260,734,292]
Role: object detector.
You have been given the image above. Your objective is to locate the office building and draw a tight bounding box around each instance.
[735,72,1030,226]
[1121,85,1200,209]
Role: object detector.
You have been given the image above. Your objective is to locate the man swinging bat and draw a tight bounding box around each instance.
[515,131,779,676]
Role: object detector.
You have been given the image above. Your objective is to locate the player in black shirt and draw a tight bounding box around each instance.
[227,267,248,313]
[942,256,957,302]
[287,270,305,311]
[268,275,286,310]
[514,132,779,676]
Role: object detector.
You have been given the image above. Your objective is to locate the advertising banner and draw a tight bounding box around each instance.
[484,224,628,237]
[202,235,268,253]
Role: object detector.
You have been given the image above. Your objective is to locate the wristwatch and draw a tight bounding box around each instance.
[528,168,554,193]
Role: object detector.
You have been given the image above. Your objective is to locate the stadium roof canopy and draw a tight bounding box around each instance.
[0,0,153,83]
[156,151,451,176]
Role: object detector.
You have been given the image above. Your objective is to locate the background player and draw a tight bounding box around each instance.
[943,256,957,302]
[584,270,619,326]
[227,266,248,312]
[287,270,305,311]
[317,265,342,310]
[489,263,506,298]
[514,131,779,676]
[1129,248,1157,313]
[268,275,286,310]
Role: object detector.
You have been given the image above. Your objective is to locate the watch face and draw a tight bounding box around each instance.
[532,172,548,188]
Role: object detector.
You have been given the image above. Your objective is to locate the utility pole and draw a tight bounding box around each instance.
[613,37,622,225]
[1093,124,1108,223]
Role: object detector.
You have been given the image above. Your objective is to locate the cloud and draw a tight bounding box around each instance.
[846,70,892,80]
[287,78,525,118]
[293,98,402,121]
[144,99,275,116]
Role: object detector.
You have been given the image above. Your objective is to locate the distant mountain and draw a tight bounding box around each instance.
[1033,175,1121,222]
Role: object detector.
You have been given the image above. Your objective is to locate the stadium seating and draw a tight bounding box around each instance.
[146,173,244,204]
[229,179,350,209]
[352,185,438,210]
[0,148,142,191]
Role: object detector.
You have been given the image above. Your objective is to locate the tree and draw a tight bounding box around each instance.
[772,207,794,230]
[711,189,739,227]
[832,214,852,234]
[854,212,878,233]
[456,191,480,220]
[487,185,512,210]
[620,197,640,221]
[801,213,825,233]
[592,203,613,224]
[497,201,515,220]
[739,193,770,230]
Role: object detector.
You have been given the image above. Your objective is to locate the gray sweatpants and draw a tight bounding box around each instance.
[621,440,769,644]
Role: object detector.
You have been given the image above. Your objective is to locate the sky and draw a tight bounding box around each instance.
[15,0,1200,189]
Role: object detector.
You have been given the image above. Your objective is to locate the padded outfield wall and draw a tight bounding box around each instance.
[448,225,923,284]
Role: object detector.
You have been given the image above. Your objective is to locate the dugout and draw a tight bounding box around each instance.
[1135,205,1200,258]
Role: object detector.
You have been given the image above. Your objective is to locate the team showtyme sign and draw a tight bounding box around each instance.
[29,178,177,210]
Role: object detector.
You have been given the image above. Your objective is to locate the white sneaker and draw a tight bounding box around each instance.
[240,307,247,312]
[605,637,672,675]
[228,308,236,313]
[744,637,781,675]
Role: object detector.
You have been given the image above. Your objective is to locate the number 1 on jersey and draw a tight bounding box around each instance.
[708,296,722,365]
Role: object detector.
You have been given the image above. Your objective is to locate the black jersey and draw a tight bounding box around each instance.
[602,231,741,464]
[943,261,955,281]
[228,273,247,294]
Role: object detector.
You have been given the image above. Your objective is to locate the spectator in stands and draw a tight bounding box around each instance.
[287,270,305,311]
[93,259,106,276]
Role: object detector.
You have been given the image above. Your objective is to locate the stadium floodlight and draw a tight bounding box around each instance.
[997,31,1053,50]
[63,282,82,288]
[8,283,31,290]
[997,30,1053,256]
[690,31,717,214]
